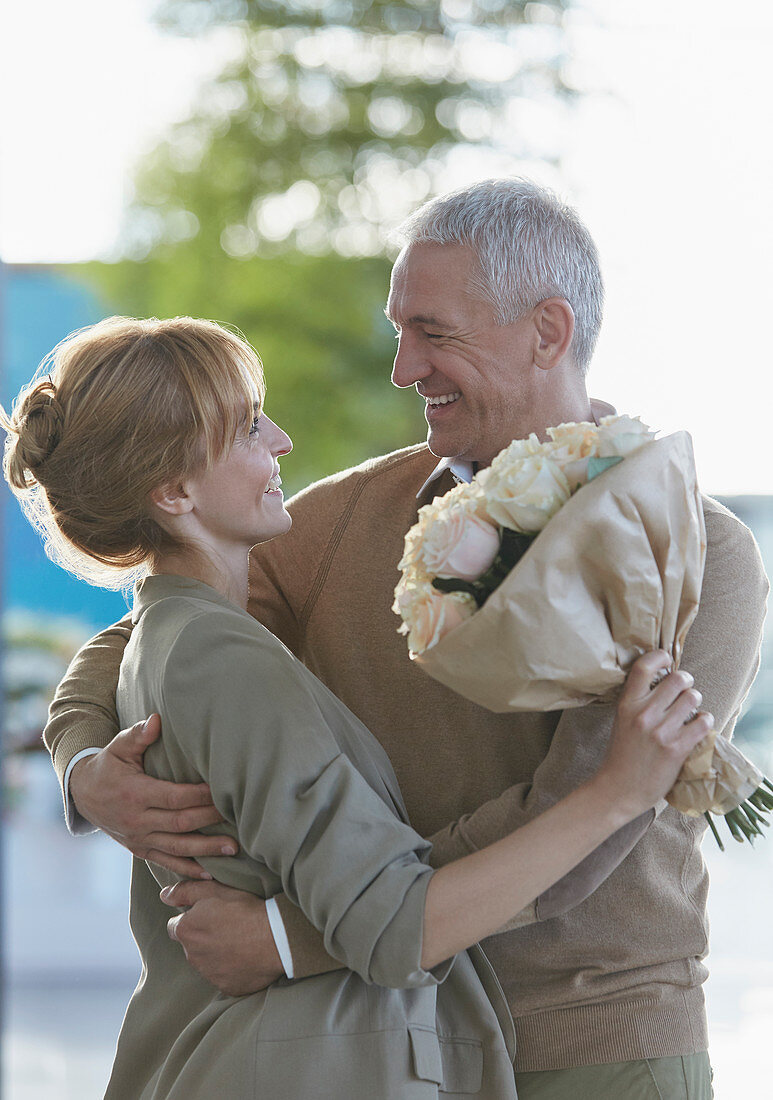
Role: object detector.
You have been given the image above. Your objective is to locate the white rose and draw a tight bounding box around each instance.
[442,478,491,518]
[419,504,501,581]
[481,452,572,533]
[543,421,601,490]
[596,414,656,458]
[488,433,544,471]
[393,579,476,655]
[399,481,490,574]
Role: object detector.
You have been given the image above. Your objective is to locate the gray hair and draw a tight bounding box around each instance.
[395,178,604,374]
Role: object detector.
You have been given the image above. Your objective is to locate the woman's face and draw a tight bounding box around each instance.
[185,409,293,553]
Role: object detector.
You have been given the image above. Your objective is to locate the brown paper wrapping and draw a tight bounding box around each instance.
[414,431,761,817]
[667,730,763,816]
[416,432,707,710]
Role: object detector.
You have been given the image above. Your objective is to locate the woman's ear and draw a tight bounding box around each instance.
[149,482,194,516]
[532,298,575,371]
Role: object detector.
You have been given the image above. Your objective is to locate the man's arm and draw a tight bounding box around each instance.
[45,618,236,877]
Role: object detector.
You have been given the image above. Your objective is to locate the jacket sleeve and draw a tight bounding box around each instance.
[156,611,447,990]
[426,502,769,926]
[44,617,131,827]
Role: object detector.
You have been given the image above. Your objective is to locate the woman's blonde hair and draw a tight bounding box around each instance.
[1,316,265,589]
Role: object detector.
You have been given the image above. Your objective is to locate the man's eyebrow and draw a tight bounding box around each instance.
[383,309,450,329]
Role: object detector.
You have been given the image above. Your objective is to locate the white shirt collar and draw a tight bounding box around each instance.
[414,403,615,499]
[416,456,475,498]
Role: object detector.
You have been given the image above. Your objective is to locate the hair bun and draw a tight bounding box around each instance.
[6,379,65,489]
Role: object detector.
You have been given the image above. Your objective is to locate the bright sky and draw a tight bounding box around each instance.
[1,0,772,493]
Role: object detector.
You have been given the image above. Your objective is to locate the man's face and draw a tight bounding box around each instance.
[386,241,540,466]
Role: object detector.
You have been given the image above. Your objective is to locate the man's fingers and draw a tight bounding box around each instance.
[143,827,238,858]
[117,774,222,823]
[159,879,237,909]
[144,852,215,880]
[142,802,228,835]
[153,778,220,814]
[112,714,162,763]
[167,913,185,945]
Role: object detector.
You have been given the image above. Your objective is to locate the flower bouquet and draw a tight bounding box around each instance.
[394,415,772,849]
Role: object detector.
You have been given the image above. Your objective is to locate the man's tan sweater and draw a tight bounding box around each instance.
[46,443,768,1072]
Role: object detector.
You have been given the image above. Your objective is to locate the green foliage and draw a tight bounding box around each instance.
[89,0,576,489]
[126,0,573,258]
[74,250,425,492]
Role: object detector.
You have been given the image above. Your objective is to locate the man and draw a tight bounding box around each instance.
[46,179,767,1098]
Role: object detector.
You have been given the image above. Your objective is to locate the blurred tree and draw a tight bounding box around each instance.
[81,250,414,492]
[127,0,574,260]
[87,0,577,489]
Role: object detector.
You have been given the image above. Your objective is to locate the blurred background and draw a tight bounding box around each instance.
[2,0,772,1096]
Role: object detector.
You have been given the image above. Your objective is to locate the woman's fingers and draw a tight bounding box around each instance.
[644,672,697,721]
[674,710,715,756]
[623,650,674,700]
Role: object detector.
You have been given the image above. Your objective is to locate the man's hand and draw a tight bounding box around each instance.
[69,714,238,879]
[161,880,284,996]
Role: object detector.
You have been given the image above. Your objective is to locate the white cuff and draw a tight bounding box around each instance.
[63,747,101,834]
[265,896,294,980]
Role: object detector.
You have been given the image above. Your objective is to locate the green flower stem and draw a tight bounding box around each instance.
[749,787,773,812]
[704,780,773,849]
[725,810,747,844]
[703,812,725,852]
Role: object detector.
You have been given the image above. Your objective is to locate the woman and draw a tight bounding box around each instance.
[2,316,712,1099]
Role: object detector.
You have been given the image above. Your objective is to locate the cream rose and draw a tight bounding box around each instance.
[399,481,490,574]
[544,421,602,490]
[418,504,501,581]
[490,433,544,467]
[546,420,600,458]
[393,580,477,656]
[596,414,656,458]
[479,452,572,533]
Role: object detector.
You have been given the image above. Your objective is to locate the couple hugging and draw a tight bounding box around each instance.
[4,179,766,1100]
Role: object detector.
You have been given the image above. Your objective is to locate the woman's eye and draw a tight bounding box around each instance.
[249,416,261,436]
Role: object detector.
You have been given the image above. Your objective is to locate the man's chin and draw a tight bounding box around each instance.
[426,427,462,460]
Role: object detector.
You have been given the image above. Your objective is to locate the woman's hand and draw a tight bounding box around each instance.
[597,649,714,819]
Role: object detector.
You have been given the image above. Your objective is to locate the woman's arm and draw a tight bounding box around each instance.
[421,650,711,969]
[153,608,708,985]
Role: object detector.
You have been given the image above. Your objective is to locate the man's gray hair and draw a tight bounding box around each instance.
[396,178,604,374]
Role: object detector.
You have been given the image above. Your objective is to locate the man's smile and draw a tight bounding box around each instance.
[423,392,463,422]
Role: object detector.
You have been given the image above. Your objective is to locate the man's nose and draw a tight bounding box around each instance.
[391,334,433,389]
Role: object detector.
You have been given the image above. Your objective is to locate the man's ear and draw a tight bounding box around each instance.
[149,482,194,516]
[532,298,575,371]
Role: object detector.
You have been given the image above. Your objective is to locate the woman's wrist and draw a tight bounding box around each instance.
[580,770,651,834]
